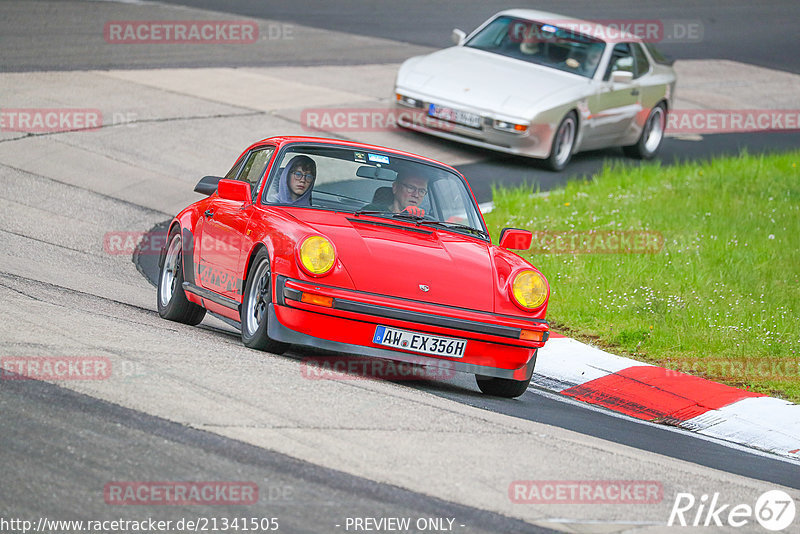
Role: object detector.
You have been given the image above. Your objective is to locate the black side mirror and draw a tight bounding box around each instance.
[194,175,222,195]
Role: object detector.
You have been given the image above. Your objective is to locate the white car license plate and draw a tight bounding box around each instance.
[428,103,482,129]
[373,326,466,358]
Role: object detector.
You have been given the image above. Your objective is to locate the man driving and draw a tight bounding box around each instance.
[364,174,429,216]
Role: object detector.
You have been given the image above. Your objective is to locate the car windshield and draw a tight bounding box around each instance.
[465,15,606,78]
[263,144,488,239]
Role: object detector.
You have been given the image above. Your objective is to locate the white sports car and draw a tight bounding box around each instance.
[394,9,677,170]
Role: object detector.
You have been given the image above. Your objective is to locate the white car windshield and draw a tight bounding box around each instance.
[466,15,606,78]
[263,144,488,239]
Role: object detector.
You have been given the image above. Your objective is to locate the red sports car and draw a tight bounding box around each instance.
[157,136,550,397]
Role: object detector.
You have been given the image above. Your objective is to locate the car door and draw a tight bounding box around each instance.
[196,145,275,300]
[583,43,643,147]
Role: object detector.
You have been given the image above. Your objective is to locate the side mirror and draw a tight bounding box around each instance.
[217,179,251,203]
[498,228,532,250]
[451,28,466,45]
[194,175,222,195]
[611,70,633,84]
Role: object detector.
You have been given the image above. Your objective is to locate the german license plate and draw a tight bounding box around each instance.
[428,103,482,128]
[373,326,466,358]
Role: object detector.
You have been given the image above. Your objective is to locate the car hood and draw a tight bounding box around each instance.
[297,211,495,312]
[398,47,582,116]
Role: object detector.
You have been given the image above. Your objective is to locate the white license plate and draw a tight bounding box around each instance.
[373,326,466,358]
[428,103,482,128]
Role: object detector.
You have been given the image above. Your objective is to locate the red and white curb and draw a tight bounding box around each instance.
[534,333,800,460]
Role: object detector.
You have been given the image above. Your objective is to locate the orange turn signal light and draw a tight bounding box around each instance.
[520,329,543,341]
[300,292,334,308]
[514,124,528,132]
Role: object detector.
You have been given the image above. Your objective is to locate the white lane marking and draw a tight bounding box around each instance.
[526,386,800,466]
[535,337,651,390]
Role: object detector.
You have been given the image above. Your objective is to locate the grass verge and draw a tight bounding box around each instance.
[484,151,800,402]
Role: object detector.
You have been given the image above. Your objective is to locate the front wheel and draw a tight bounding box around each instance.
[623,103,667,159]
[240,249,288,354]
[475,374,532,398]
[544,112,577,171]
[157,228,206,325]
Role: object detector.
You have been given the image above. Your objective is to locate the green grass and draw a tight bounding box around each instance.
[485,151,800,402]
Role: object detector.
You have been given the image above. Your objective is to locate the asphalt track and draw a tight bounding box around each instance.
[1,375,552,534]
[107,0,800,74]
[2,1,799,532]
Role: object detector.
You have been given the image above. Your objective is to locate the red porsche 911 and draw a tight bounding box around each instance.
[157,137,550,397]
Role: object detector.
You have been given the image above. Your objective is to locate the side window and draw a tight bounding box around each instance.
[604,43,633,80]
[631,43,650,78]
[237,147,275,200]
[224,156,245,180]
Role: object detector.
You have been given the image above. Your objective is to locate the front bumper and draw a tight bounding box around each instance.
[393,97,553,159]
[267,276,548,381]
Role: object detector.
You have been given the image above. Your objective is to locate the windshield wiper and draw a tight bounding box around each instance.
[391,211,425,222]
[353,209,387,216]
[417,220,489,239]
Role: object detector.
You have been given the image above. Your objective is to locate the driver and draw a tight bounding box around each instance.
[364,174,429,216]
[580,47,603,76]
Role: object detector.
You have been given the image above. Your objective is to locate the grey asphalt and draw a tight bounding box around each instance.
[0,374,553,533]
[158,0,800,74]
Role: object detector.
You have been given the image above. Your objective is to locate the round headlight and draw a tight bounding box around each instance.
[511,270,548,310]
[299,236,336,276]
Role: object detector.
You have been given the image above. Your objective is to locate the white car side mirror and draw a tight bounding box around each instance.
[611,70,634,84]
[451,29,466,45]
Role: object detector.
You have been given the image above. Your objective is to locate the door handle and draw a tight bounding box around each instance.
[630,88,640,96]
[204,209,214,219]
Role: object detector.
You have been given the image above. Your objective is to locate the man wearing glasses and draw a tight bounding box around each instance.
[365,175,429,216]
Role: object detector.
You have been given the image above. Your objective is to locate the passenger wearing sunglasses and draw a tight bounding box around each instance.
[277,155,316,206]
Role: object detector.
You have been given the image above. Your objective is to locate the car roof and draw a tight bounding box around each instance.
[248,136,460,173]
[494,8,645,44]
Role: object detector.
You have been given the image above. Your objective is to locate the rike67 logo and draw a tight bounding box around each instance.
[668,490,796,531]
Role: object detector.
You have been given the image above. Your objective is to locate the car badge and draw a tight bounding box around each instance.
[419,284,430,292]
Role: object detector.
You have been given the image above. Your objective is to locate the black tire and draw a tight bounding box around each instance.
[240,248,288,354]
[475,374,532,398]
[157,228,206,325]
[544,112,578,171]
[623,102,667,159]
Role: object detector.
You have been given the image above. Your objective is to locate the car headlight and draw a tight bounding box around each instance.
[299,236,336,276]
[511,270,548,310]
[493,119,528,133]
